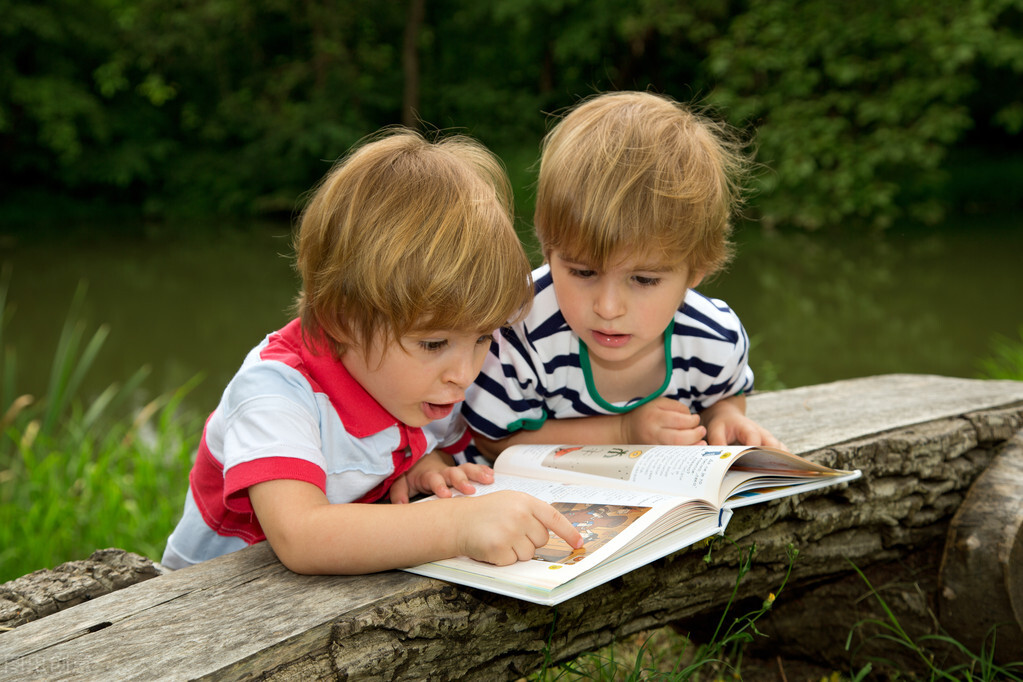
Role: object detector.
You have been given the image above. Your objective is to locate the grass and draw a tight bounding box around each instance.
[844,562,1023,681]
[528,550,1023,681]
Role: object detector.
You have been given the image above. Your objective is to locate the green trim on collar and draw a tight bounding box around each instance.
[578,322,673,413]
[504,414,548,432]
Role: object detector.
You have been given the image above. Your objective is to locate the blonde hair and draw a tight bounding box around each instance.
[295,128,532,356]
[535,91,753,276]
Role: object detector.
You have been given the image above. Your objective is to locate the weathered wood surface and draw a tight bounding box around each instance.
[0,549,161,630]
[2,374,1022,680]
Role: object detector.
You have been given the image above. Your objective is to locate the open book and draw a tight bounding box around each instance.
[404,444,862,606]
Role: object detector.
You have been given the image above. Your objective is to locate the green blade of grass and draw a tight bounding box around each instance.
[42,283,90,434]
[79,363,152,435]
[47,323,110,431]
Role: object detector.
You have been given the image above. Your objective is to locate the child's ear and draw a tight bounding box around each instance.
[688,269,707,289]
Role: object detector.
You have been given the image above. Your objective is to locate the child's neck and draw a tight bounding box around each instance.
[585,341,667,404]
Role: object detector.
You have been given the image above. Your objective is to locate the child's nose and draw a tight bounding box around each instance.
[593,283,625,320]
[443,351,476,388]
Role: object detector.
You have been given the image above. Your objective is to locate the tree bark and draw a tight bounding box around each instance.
[402,0,425,128]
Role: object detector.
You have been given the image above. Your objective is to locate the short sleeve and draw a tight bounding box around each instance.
[677,293,756,412]
[462,327,550,440]
[216,362,330,504]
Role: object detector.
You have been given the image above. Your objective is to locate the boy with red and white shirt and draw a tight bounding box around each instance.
[163,130,581,573]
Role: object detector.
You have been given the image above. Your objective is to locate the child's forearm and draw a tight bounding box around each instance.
[474,396,712,457]
[249,479,583,573]
[697,392,783,448]
[251,479,467,574]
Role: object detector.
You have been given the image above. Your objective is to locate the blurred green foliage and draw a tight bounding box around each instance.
[979,326,1023,381]
[0,275,202,580]
[707,0,1023,229]
[1,0,1021,227]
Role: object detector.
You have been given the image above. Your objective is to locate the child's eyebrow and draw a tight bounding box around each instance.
[557,253,591,266]
[615,259,680,274]
[558,252,676,273]
[408,328,496,338]
[632,263,675,273]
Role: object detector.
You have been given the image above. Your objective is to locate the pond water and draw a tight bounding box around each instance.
[2,213,1021,417]
[702,212,1023,389]
[2,222,299,416]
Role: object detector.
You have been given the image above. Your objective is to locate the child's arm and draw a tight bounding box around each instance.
[248,478,583,575]
[699,394,784,449]
[472,396,708,460]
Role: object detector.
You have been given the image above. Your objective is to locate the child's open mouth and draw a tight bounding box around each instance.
[422,402,456,420]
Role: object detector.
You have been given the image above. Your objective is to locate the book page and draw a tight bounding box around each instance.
[721,468,863,508]
[534,502,652,566]
[494,443,858,506]
[467,473,688,508]
[409,474,722,597]
[494,444,742,503]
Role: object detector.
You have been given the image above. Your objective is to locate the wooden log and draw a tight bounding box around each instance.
[746,430,1023,673]
[0,550,160,630]
[938,428,1023,663]
[1,374,1022,681]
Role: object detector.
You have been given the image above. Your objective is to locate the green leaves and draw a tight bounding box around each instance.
[703,0,1021,229]
[3,0,1021,226]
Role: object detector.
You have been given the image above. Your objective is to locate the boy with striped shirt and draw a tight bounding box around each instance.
[463,91,782,460]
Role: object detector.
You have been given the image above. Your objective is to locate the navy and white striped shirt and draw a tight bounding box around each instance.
[462,264,755,441]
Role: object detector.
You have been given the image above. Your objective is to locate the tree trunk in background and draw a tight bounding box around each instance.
[402,0,425,128]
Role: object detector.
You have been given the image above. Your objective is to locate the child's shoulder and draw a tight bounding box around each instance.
[682,288,736,315]
[518,265,567,335]
[531,262,554,292]
[490,265,571,359]
[221,346,321,414]
[214,321,330,415]
[677,289,746,335]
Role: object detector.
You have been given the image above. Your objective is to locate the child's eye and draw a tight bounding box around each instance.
[570,268,596,279]
[633,275,661,287]
[419,339,448,352]
[476,334,493,346]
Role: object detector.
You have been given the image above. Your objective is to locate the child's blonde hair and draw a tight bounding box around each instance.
[295,128,532,356]
[535,91,752,277]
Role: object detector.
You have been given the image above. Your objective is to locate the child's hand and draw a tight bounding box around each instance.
[621,397,707,445]
[705,413,784,449]
[700,396,785,449]
[389,450,496,504]
[455,491,583,565]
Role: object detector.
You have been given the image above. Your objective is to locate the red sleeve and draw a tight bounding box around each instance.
[224,457,327,513]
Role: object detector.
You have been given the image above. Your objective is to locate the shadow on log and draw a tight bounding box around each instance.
[1,374,1022,680]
